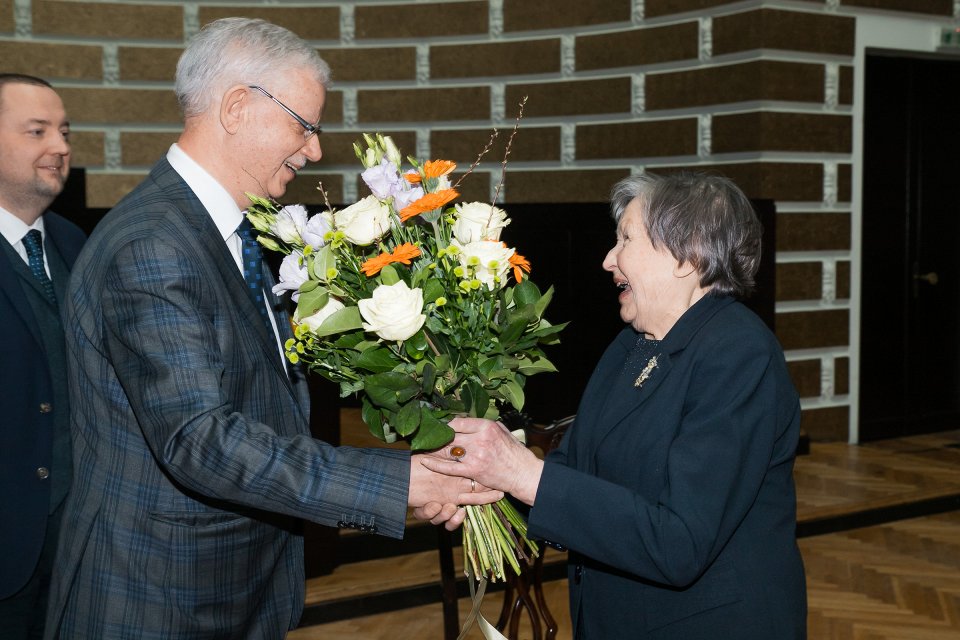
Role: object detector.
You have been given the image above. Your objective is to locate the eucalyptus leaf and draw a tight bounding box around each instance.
[296,287,330,318]
[311,306,362,338]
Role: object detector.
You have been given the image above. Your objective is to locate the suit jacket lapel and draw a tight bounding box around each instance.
[0,241,44,348]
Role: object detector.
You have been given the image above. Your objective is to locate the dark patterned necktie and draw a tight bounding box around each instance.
[236,219,272,331]
[22,229,57,306]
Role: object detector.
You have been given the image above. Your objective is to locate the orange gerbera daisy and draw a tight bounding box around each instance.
[509,252,531,283]
[423,160,456,179]
[398,189,459,222]
[361,242,422,277]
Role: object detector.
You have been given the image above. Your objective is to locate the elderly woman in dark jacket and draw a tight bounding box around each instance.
[424,172,807,639]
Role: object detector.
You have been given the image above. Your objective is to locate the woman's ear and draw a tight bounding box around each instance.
[674,261,698,279]
[219,85,248,135]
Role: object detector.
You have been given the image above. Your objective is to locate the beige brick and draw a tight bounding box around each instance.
[713,112,852,154]
[316,130,418,167]
[776,262,822,302]
[777,213,851,252]
[506,77,631,118]
[843,0,952,16]
[358,87,489,123]
[658,162,822,201]
[714,9,855,56]
[431,39,561,79]
[86,172,148,209]
[645,0,739,18]
[281,173,343,207]
[503,0,629,31]
[0,0,13,33]
[800,406,849,442]
[431,127,561,164]
[647,61,824,111]
[506,169,630,203]
[68,131,105,168]
[787,359,821,398]
[197,6,339,40]
[120,132,180,167]
[33,0,182,39]
[355,2,487,39]
[0,41,102,81]
[576,119,697,160]
[58,88,181,125]
[576,23,698,71]
[776,309,848,351]
[318,47,416,83]
[320,91,343,125]
[119,47,181,83]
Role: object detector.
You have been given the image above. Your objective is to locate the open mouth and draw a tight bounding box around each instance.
[284,161,301,177]
[616,279,631,298]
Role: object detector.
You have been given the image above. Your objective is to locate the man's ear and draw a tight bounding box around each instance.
[219,85,248,135]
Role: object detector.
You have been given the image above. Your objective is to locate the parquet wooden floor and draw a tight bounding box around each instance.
[290,419,960,639]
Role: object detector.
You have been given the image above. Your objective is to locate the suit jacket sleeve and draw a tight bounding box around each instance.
[529,328,791,586]
[101,236,410,538]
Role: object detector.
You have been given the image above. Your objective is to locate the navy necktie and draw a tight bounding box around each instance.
[236,219,272,331]
[22,229,57,306]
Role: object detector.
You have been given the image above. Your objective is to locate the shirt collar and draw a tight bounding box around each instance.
[166,143,243,241]
[0,206,45,247]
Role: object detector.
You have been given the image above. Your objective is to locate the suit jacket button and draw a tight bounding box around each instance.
[36,467,50,480]
[39,402,53,413]
[574,564,583,584]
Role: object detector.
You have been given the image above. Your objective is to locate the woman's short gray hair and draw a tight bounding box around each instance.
[610,172,762,297]
[175,17,331,118]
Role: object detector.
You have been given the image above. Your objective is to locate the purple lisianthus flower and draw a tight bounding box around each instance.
[302,211,332,247]
[361,159,402,200]
[391,183,425,212]
[272,252,309,301]
[272,204,309,244]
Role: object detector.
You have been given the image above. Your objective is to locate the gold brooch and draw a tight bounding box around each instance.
[634,356,659,388]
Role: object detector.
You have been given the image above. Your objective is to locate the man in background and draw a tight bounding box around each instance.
[45,19,489,639]
[0,73,84,639]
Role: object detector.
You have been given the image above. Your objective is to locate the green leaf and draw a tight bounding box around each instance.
[409,409,455,451]
[311,245,337,280]
[467,380,489,419]
[403,329,429,357]
[333,331,366,349]
[361,398,387,443]
[422,278,445,305]
[512,279,541,307]
[499,314,532,347]
[500,379,525,411]
[297,286,330,318]
[517,356,558,375]
[379,264,400,285]
[534,285,555,319]
[354,348,397,373]
[420,362,437,394]
[310,306,362,338]
[394,401,422,437]
[365,371,420,411]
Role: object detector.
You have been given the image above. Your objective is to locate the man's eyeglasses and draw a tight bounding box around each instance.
[248,85,321,139]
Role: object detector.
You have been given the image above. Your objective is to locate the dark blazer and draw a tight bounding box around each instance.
[45,159,411,639]
[529,294,806,639]
[0,212,85,599]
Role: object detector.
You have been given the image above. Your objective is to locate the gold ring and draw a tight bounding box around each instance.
[451,446,466,460]
[471,479,476,493]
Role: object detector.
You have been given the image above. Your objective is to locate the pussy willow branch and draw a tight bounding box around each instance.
[492,96,528,206]
[315,180,334,213]
[452,129,500,190]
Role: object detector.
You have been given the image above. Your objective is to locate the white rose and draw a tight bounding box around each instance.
[297,297,345,333]
[454,240,515,289]
[452,202,511,243]
[333,195,393,246]
[359,281,426,342]
[271,204,308,244]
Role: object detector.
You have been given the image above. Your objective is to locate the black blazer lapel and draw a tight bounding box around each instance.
[0,241,47,348]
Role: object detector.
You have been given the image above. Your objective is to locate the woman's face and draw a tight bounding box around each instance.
[602,198,693,338]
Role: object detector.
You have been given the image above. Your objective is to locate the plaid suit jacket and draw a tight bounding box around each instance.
[45,159,411,639]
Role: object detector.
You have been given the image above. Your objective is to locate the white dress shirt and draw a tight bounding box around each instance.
[0,207,50,277]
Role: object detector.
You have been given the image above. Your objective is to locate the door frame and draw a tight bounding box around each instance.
[850,16,946,443]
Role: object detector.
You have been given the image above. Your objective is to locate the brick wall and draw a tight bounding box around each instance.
[2,0,957,440]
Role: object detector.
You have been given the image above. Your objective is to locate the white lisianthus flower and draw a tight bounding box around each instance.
[453,239,515,289]
[272,252,309,301]
[302,210,333,247]
[359,281,426,342]
[452,202,511,243]
[382,135,403,168]
[296,297,345,333]
[333,195,392,246]
[271,204,309,244]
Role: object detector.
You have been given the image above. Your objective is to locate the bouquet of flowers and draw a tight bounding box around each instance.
[246,131,564,581]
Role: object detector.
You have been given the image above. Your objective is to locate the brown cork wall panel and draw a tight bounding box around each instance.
[431,39,561,79]
[647,61,824,111]
[776,212,851,252]
[431,127,562,163]
[843,0,953,16]
[713,9,855,56]
[197,6,340,40]
[86,173,149,209]
[120,132,181,167]
[800,406,849,441]
[0,42,102,81]
[0,0,13,33]
[787,359,821,398]
[33,0,182,39]
[576,22,699,71]
[834,357,849,395]
[355,2,487,39]
[576,119,698,160]
[836,261,851,300]
[712,112,852,154]
[503,0,630,31]
[281,173,343,207]
[506,169,630,203]
[645,0,741,18]
[777,262,822,302]
[69,131,106,168]
[358,86,489,123]
[776,309,849,351]
[317,130,418,167]
[318,47,417,83]
[659,162,822,201]
[58,88,181,125]
[506,77,631,118]
[118,47,181,83]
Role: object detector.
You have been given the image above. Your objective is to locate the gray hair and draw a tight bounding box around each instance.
[610,172,762,297]
[175,17,331,118]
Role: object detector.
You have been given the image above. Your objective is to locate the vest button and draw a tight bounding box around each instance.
[39,402,53,413]
[36,467,50,480]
